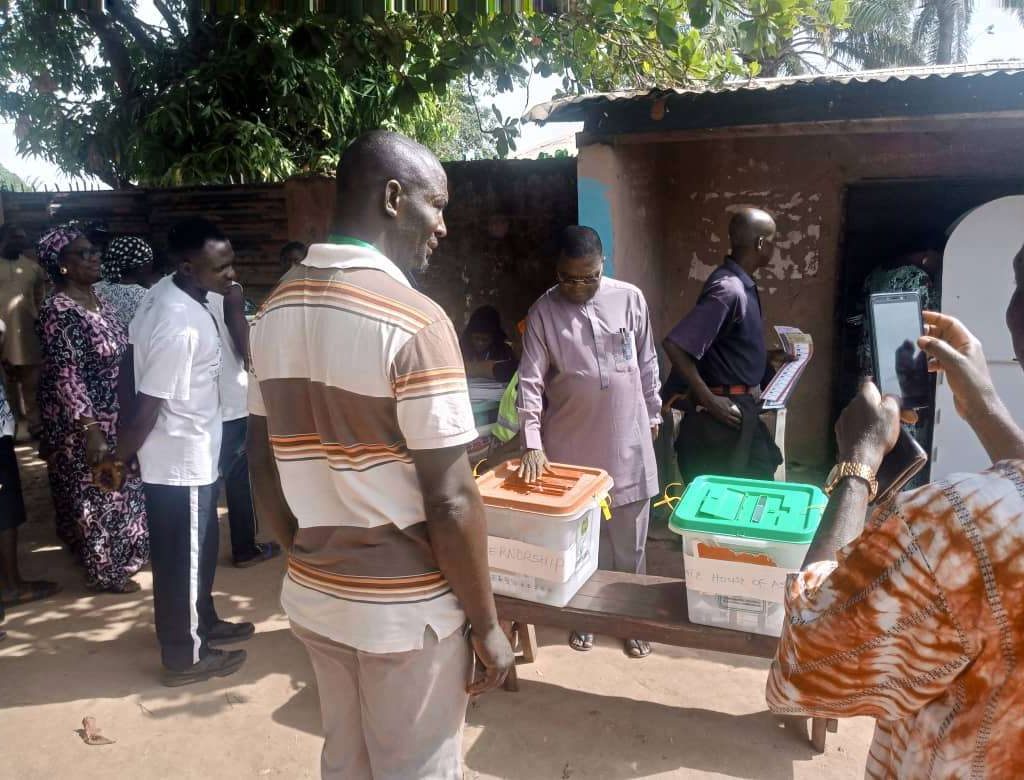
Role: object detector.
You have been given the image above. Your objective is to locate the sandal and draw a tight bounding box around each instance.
[569,631,594,652]
[88,579,141,595]
[624,638,652,659]
[0,580,61,608]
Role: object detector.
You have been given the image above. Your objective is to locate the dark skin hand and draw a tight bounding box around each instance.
[223,282,251,371]
[803,380,901,568]
[412,445,513,695]
[246,414,299,550]
[114,392,164,467]
[662,339,741,429]
[918,311,1024,463]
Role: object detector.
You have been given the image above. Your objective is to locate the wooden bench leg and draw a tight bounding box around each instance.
[502,661,520,692]
[518,623,537,664]
[810,717,831,753]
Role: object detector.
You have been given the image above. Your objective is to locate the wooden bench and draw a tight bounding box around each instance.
[494,569,838,753]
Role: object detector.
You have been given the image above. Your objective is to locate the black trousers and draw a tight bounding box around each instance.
[219,417,258,560]
[143,482,221,670]
[676,395,782,484]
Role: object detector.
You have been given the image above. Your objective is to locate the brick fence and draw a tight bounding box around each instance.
[0,158,577,332]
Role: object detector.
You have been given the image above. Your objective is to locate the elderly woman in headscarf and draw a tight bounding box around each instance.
[35,226,149,594]
[94,235,155,331]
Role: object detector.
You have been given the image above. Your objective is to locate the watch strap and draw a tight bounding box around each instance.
[827,462,878,502]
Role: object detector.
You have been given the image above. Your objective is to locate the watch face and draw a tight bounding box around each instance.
[825,465,841,489]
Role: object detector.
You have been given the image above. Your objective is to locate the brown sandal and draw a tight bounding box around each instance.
[88,579,141,595]
[624,639,652,658]
[569,631,594,652]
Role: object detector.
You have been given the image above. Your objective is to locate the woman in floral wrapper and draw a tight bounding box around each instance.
[36,226,149,593]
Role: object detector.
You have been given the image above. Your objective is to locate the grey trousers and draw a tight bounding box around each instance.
[598,498,651,575]
[291,621,473,780]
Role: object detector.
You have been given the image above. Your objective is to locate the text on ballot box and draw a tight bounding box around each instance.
[682,554,792,604]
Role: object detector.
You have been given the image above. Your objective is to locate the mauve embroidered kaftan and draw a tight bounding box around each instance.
[518,278,661,507]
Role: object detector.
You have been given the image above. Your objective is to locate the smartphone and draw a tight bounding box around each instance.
[867,292,929,409]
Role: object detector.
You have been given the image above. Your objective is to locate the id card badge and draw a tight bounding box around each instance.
[619,328,634,362]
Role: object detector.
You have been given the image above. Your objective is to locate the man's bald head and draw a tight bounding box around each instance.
[728,207,776,269]
[335,130,442,205]
[332,130,449,275]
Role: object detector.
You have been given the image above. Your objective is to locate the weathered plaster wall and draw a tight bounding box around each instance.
[583,127,1024,468]
[578,143,667,339]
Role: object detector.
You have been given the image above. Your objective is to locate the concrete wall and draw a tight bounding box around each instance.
[579,126,1024,468]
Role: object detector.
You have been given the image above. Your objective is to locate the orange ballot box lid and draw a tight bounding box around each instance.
[476,461,613,518]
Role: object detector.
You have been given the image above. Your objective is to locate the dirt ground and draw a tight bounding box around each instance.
[0,443,875,779]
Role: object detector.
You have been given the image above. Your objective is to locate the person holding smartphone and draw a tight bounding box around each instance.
[766,242,1024,779]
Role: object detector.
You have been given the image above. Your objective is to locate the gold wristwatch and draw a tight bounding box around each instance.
[824,462,878,502]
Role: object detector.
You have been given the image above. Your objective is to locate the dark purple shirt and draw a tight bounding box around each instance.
[666,258,767,388]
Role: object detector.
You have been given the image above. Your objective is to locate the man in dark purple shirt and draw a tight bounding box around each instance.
[663,208,783,482]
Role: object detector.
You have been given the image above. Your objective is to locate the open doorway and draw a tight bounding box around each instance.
[833,177,1024,482]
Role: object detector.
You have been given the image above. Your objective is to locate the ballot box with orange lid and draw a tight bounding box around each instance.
[669,475,826,637]
[476,461,613,607]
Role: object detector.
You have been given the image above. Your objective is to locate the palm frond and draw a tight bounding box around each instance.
[997,0,1024,28]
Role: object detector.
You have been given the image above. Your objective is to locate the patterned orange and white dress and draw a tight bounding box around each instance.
[767,461,1024,779]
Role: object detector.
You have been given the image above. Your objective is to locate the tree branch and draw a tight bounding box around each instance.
[105,0,162,57]
[153,0,186,41]
[78,10,137,97]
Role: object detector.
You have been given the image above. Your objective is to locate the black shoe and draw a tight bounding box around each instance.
[233,542,282,568]
[207,620,255,648]
[161,649,246,687]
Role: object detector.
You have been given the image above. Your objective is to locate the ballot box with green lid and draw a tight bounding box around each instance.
[669,476,826,637]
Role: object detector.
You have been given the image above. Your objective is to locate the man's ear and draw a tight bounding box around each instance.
[384,179,402,218]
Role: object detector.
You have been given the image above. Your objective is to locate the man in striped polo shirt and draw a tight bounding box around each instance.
[247,131,512,780]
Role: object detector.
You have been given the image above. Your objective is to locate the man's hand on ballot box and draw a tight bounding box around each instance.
[518,448,552,483]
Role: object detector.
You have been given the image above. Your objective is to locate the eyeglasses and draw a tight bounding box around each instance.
[557,270,603,286]
[64,247,102,259]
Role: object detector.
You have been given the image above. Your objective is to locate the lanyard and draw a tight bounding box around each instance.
[327,234,380,253]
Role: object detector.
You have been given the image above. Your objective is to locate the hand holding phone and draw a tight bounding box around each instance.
[868,292,930,410]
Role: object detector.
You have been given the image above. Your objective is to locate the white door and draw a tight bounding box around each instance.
[933,195,1024,478]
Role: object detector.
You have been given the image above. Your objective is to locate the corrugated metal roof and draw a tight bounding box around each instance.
[525,61,1024,123]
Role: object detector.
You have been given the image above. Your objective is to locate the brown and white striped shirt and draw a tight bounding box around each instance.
[248,242,477,653]
[767,461,1024,779]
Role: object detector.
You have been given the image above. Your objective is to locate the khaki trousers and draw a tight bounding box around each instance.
[292,621,473,780]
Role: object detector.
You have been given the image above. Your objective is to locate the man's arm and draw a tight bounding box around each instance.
[412,445,513,695]
[634,293,662,433]
[663,339,741,429]
[803,380,900,567]
[247,413,298,550]
[223,283,251,371]
[766,381,971,720]
[516,311,551,482]
[115,392,163,463]
[919,311,1024,463]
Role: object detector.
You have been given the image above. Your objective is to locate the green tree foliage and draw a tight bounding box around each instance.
[764,0,1024,74]
[0,0,846,187]
[0,162,31,190]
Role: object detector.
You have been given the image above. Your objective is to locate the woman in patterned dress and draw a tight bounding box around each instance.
[93,235,155,332]
[36,226,149,593]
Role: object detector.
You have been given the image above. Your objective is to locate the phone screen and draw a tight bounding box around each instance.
[869,293,928,408]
